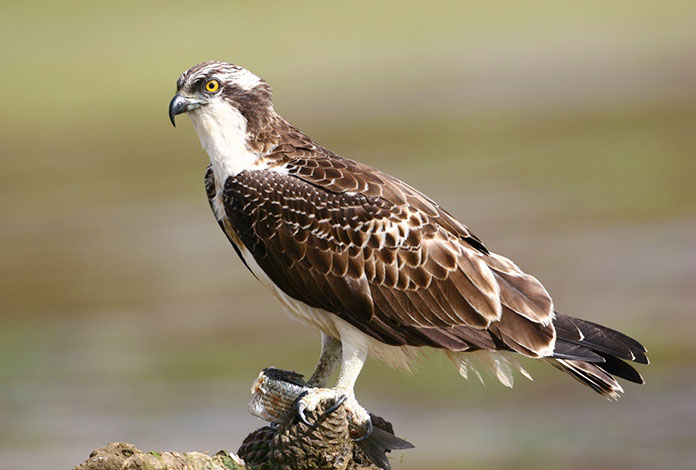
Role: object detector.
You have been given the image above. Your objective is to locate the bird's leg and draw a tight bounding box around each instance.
[295,333,346,424]
[295,338,372,441]
[334,340,371,441]
[306,333,342,387]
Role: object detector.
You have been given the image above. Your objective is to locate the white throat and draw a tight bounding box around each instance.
[188,100,262,185]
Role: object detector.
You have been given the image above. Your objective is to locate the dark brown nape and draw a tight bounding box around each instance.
[221,82,286,154]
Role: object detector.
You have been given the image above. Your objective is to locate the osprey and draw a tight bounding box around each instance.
[169,61,647,441]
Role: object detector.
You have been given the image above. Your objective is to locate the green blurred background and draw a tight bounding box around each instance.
[1,1,695,468]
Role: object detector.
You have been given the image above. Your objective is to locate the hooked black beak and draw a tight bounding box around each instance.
[168,94,203,127]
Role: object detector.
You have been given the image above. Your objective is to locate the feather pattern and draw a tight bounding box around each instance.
[205,123,555,357]
[189,80,646,396]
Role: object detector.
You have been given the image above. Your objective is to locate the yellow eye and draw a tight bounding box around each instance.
[205,79,220,93]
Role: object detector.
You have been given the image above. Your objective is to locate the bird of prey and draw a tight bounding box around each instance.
[169,60,647,442]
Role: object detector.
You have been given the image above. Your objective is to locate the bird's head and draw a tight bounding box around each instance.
[169,61,279,159]
[169,61,273,125]
[169,61,273,126]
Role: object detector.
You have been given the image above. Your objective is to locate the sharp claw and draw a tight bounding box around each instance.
[298,411,313,426]
[322,393,347,417]
[352,417,373,443]
[294,390,314,426]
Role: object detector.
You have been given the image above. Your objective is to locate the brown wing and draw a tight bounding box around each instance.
[217,144,557,357]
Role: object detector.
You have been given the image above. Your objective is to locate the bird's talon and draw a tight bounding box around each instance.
[351,417,373,442]
[322,393,347,417]
[294,390,314,426]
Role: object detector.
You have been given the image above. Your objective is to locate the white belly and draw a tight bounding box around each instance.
[237,240,339,334]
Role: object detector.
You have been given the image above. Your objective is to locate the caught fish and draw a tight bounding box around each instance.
[248,367,308,424]
[247,367,414,470]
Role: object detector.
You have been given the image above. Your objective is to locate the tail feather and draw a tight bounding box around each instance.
[552,341,604,362]
[549,358,624,399]
[595,353,644,384]
[551,312,647,398]
[554,313,648,364]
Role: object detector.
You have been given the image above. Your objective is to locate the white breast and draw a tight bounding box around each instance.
[189,101,265,186]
